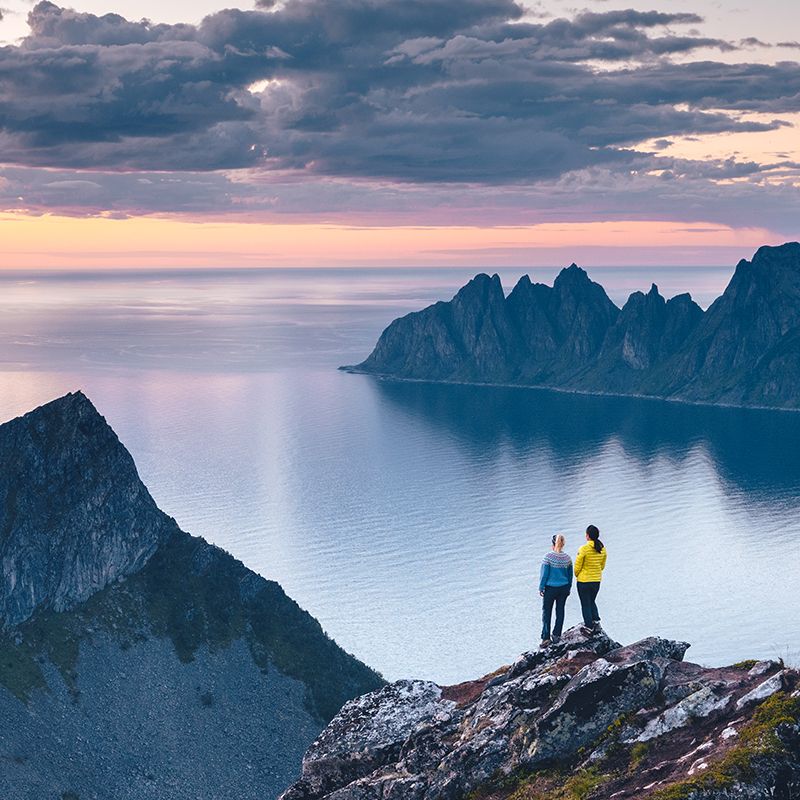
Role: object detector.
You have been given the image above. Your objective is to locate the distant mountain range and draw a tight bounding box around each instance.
[0,392,382,800]
[345,242,800,410]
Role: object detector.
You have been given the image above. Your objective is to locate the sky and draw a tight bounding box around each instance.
[0,0,799,268]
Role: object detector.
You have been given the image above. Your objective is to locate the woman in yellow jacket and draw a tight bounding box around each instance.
[574,524,607,633]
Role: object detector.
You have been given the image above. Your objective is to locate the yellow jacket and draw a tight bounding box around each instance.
[574,541,607,583]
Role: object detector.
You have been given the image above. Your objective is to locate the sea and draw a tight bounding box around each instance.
[0,265,798,684]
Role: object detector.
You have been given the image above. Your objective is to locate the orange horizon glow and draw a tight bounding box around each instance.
[0,214,783,269]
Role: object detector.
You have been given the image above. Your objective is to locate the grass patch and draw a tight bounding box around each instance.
[730,660,759,671]
[628,741,650,772]
[650,692,800,800]
[504,767,612,800]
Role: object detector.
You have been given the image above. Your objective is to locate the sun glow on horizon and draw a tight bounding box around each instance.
[0,213,779,270]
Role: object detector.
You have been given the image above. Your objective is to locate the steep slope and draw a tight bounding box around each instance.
[346,243,800,410]
[0,393,383,800]
[582,286,704,393]
[356,274,516,381]
[656,243,800,404]
[358,268,620,385]
[0,391,174,627]
[281,627,800,800]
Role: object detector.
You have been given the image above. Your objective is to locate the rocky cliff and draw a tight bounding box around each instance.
[347,243,800,410]
[0,393,383,800]
[281,627,800,800]
[0,391,174,626]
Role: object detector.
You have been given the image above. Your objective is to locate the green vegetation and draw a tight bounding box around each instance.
[650,692,800,800]
[0,637,46,702]
[468,691,799,800]
[136,531,384,721]
[628,741,649,771]
[0,530,383,721]
[466,714,637,800]
[0,607,86,702]
[509,767,611,800]
[730,659,759,671]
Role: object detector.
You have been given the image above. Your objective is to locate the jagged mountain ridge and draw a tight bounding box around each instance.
[0,392,383,800]
[281,627,800,800]
[347,243,800,409]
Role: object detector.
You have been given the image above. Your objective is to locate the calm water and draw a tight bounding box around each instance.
[0,266,798,684]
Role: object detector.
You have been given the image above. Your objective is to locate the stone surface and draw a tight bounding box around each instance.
[0,391,175,626]
[736,671,787,709]
[0,635,320,800]
[347,242,800,410]
[632,685,732,743]
[281,629,800,800]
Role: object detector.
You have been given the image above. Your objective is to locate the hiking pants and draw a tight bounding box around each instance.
[541,584,570,640]
[577,581,601,626]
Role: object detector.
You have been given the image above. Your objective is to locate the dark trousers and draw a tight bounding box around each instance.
[541,584,570,640]
[577,581,601,626]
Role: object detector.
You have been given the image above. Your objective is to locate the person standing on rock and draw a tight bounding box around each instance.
[575,524,607,633]
[539,534,573,648]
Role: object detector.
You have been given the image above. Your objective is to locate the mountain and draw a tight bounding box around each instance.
[0,392,383,800]
[281,627,800,800]
[346,243,800,410]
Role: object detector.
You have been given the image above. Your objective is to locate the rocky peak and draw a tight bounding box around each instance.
[453,272,503,300]
[0,391,175,627]
[282,626,800,800]
[550,265,619,361]
[675,243,800,385]
[724,243,800,308]
[727,243,800,319]
[752,241,800,268]
[506,275,559,362]
[609,285,669,370]
[553,263,589,287]
[449,272,516,376]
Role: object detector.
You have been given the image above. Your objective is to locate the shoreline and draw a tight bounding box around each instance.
[339,365,800,415]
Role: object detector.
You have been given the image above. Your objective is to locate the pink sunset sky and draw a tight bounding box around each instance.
[0,0,798,268]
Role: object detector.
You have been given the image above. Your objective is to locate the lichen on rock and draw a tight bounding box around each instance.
[281,628,800,800]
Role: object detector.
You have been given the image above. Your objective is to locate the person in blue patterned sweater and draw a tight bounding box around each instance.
[539,533,573,648]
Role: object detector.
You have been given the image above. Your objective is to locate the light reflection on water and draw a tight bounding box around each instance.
[0,266,797,683]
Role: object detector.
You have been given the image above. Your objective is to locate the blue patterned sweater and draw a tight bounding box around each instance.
[539,551,573,592]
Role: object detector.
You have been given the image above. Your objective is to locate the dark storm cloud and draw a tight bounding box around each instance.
[0,0,798,185]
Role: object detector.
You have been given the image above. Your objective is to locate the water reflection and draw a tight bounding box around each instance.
[0,266,797,683]
[373,378,800,501]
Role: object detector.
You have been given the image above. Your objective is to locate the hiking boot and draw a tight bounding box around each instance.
[580,625,595,636]
[551,635,561,644]
[540,638,551,649]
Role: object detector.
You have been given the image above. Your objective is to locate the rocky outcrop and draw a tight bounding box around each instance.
[0,391,175,627]
[346,243,800,410]
[281,628,800,800]
[0,393,383,800]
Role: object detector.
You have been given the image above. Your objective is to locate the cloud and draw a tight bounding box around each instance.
[0,0,795,177]
[2,155,798,238]
[0,0,797,233]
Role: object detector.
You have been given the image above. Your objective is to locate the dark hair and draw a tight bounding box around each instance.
[586,524,604,553]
